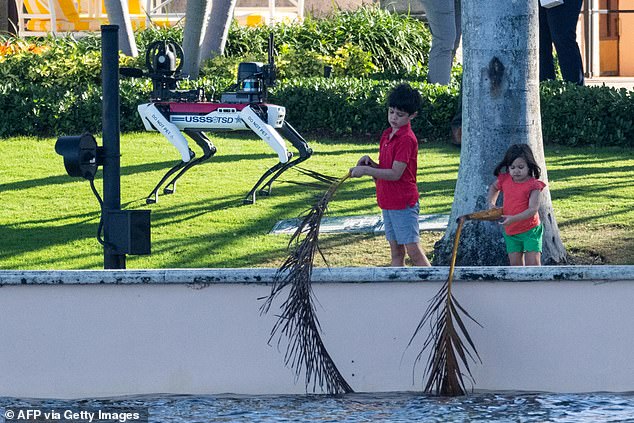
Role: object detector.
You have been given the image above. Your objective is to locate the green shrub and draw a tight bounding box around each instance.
[1,9,634,147]
[131,7,430,79]
[225,6,430,77]
[271,77,458,141]
[540,81,634,147]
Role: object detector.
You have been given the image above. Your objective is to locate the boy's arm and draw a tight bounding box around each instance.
[487,180,500,208]
[350,160,406,180]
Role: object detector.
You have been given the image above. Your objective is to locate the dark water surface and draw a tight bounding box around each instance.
[3,391,634,422]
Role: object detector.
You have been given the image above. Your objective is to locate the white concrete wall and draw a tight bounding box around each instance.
[0,266,633,398]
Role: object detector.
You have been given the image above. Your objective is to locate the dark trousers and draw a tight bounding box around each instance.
[539,0,584,85]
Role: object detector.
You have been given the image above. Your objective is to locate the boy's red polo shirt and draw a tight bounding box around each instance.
[375,122,419,210]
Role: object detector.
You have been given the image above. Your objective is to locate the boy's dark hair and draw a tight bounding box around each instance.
[387,83,422,115]
[493,143,541,179]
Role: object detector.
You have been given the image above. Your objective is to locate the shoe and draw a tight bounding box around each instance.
[451,125,462,147]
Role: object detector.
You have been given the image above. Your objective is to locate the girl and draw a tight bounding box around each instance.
[487,144,546,266]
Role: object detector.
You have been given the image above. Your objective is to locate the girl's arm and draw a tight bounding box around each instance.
[487,180,501,208]
[349,160,406,181]
[500,189,542,226]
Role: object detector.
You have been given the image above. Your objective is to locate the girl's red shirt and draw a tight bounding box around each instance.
[497,173,546,235]
[375,122,419,210]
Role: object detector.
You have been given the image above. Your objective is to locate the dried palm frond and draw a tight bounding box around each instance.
[293,166,341,185]
[463,207,503,222]
[260,172,354,395]
[277,167,341,190]
[407,216,482,396]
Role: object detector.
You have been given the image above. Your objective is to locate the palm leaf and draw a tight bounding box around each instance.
[408,216,483,396]
[293,166,340,185]
[260,173,354,394]
[278,167,340,190]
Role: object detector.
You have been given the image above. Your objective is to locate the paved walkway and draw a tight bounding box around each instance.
[586,77,634,91]
[271,214,449,235]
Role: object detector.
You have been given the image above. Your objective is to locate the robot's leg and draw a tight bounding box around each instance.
[163,130,217,195]
[146,150,194,204]
[257,156,308,197]
[243,162,286,205]
[257,121,314,196]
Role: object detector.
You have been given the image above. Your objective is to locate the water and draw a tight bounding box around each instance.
[3,391,634,423]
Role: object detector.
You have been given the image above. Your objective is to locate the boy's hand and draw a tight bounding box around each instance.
[349,166,368,178]
[356,155,375,167]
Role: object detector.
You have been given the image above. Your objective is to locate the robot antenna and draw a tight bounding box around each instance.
[265,33,277,88]
[268,33,274,68]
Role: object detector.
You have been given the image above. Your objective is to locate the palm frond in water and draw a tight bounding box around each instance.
[407,216,482,396]
[260,173,354,394]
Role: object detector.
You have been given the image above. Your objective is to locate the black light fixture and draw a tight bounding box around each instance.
[54,26,151,269]
[55,133,101,180]
[54,131,151,260]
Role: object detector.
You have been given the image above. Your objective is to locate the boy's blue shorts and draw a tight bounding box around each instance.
[382,202,420,245]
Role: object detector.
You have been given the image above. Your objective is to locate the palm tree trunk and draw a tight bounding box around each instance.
[199,0,238,62]
[103,0,138,57]
[182,0,211,79]
[432,0,567,266]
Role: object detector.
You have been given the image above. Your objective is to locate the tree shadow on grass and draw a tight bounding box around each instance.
[547,164,634,183]
[4,140,632,268]
[0,219,103,269]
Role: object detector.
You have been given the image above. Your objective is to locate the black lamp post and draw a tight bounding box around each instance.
[101,25,126,269]
[55,25,150,269]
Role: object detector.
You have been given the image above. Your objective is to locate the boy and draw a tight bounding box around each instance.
[349,83,431,267]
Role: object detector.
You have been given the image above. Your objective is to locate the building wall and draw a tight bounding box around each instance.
[305,0,378,16]
[619,0,634,75]
[235,0,379,17]
[378,0,424,14]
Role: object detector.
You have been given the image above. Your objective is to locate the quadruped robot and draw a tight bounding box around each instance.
[121,35,313,204]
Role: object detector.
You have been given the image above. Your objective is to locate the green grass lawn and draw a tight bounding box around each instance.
[0,133,632,269]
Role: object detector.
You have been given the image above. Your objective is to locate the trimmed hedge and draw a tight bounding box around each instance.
[271,77,458,141]
[1,72,633,147]
[540,81,634,147]
[0,7,633,146]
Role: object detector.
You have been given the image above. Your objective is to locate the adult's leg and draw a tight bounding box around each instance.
[450,82,462,145]
[453,0,462,54]
[389,241,407,267]
[446,0,462,145]
[539,4,556,81]
[405,242,432,266]
[545,0,584,85]
[421,0,458,85]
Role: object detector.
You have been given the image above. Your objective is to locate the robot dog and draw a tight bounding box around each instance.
[122,35,313,204]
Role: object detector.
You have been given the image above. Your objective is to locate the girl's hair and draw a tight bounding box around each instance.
[493,143,541,179]
[387,83,422,115]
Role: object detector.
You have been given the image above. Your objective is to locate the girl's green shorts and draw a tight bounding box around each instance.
[503,224,543,253]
